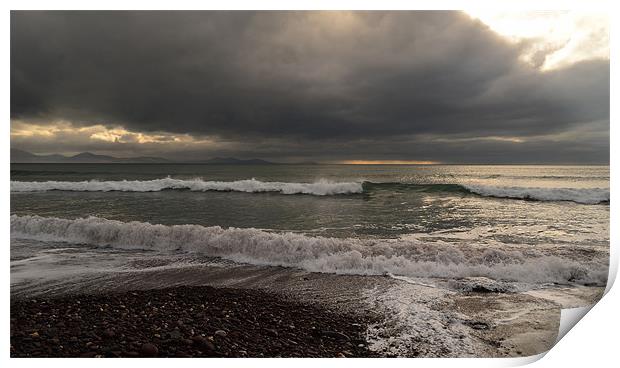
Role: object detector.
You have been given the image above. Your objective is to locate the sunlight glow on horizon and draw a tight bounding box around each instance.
[338,160,441,165]
[10,120,215,146]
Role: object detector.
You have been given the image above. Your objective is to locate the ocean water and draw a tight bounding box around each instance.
[10,164,610,356]
[10,164,609,291]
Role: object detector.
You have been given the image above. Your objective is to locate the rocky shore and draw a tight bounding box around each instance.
[10,285,379,358]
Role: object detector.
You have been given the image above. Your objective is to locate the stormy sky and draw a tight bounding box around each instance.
[10,11,609,163]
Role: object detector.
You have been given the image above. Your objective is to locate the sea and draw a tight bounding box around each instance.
[9,164,610,356]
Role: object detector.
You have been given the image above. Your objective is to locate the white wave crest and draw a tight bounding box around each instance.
[463,184,609,204]
[10,215,607,286]
[10,178,363,196]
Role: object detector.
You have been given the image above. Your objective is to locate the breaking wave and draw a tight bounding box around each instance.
[10,215,607,286]
[10,178,609,204]
[462,184,609,205]
[10,178,363,196]
[364,182,609,204]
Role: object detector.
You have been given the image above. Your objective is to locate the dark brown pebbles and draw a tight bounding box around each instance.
[10,286,378,358]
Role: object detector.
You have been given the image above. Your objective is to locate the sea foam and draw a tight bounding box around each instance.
[10,215,608,286]
[10,178,363,196]
[463,184,609,204]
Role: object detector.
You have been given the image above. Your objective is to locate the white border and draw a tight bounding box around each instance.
[3,1,616,367]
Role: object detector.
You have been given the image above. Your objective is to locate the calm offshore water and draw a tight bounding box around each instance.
[10,164,610,293]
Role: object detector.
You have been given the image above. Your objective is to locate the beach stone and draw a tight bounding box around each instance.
[168,330,182,339]
[139,343,159,357]
[190,336,203,344]
[192,336,216,351]
[321,330,350,341]
[465,321,491,330]
[214,330,227,337]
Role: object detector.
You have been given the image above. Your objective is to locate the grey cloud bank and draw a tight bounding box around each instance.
[10,11,609,163]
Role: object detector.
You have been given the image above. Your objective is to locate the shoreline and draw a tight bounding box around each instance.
[10,285,379,358]
[9,261,607,358]
[9,257,607,358]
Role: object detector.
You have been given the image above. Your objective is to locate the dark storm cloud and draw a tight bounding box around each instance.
[10,11,609,162]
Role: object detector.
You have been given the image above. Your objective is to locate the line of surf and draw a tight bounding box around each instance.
[461,184,609,205]
[10,178,609,204]
[10,178,363,196]
[365,182,609,204]
[10,215,607,286]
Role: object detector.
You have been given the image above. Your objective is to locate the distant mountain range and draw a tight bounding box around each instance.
[10,149,278,164]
